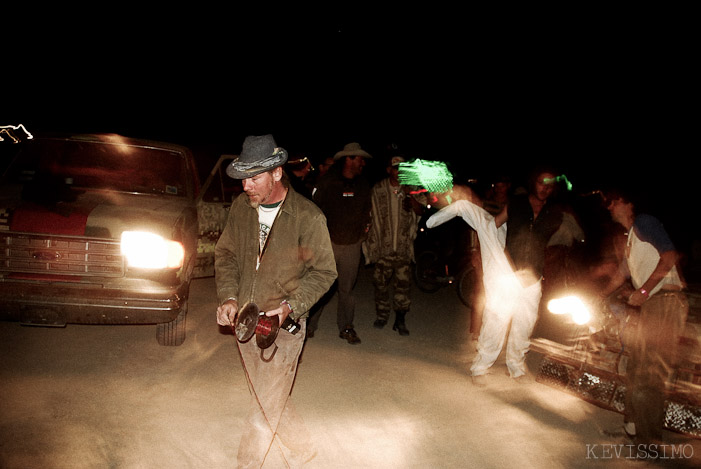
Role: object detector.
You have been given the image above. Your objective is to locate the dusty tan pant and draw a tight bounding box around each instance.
[236,319,314,468]
[625,291,688,443]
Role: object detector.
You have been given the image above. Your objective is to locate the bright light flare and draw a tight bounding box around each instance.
[121,231,184,269]
[398,159,453,193]
[547,295,591,325]
[0,124,33,142]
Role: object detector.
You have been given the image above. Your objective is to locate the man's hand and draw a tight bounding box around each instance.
[627,289,648,307]
[217,299,239,326]
[265,302,291,326]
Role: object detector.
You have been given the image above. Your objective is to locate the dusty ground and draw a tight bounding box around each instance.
[1,266,699,468]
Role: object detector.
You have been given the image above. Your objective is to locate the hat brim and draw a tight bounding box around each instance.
[226,149,288,179]
[333,149,372,160]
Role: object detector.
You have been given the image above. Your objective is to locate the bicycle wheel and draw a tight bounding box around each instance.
[456,265,477,307]
[413,251,442,293]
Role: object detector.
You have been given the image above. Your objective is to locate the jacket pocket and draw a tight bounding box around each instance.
[274,280,290,297]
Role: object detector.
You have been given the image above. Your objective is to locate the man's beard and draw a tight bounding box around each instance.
[247,194,263,209]
[248,198,260,209]
[246,180,274,209]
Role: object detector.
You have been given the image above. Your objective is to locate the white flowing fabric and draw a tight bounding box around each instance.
[426,200,541,378]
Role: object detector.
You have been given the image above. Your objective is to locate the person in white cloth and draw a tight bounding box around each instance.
[426,185,543,385]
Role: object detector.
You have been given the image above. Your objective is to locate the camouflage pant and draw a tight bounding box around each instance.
[372,254,412,320]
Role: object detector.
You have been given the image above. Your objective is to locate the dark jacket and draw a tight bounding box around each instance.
[313,170,371,245]
[506,194,563,279]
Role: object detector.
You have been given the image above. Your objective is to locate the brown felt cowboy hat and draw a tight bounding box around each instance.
[226,134,288,179]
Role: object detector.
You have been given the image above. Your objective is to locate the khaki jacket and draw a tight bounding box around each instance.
[215,187,337,320]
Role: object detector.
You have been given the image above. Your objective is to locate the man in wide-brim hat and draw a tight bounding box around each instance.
[311,141,372,345]
[223,134,289,209]
[216,134,337,466]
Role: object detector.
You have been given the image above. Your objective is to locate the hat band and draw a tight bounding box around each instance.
[233,152,286,172]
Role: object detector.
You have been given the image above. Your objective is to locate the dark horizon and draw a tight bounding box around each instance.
[3,20,696,262]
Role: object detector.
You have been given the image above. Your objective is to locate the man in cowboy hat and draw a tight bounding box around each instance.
[215,134,337,467]
[311,142,372,344]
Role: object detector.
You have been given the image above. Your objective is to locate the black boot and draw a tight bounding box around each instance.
[393,310,410,336]
[373,318,387,329]
[374,310,389,329]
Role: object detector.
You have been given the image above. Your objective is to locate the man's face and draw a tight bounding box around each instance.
[292,161,312,178]
[607,197,632,226]
[345,155,366,177]
[387,164,400,183]
[534,172,556,201]
[493,181,510,195]
[242,170,275,208]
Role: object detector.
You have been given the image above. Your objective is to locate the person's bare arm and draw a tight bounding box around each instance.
[430,185,480,209]
[494,204,508,228]
[628,250,679,306]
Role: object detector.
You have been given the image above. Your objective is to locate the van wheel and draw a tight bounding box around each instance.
[157,299,187,346]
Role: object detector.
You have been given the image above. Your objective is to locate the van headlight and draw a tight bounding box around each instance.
[547,295,592,325]
[121,231,185,269]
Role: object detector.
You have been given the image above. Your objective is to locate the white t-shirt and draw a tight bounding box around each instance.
[626,214,682,295]
[257,202,282,270]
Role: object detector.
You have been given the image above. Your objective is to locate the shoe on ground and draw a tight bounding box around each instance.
[623,421,636,440]
[306,328,315,338]
[287,448,318,467]
[373,319,387,329]
[392,322,410,336]
[471,374,487,387]
[512,374,533,384]
[339,328,361,344]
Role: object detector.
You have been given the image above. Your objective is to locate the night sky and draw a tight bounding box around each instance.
[3,14,697,255]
